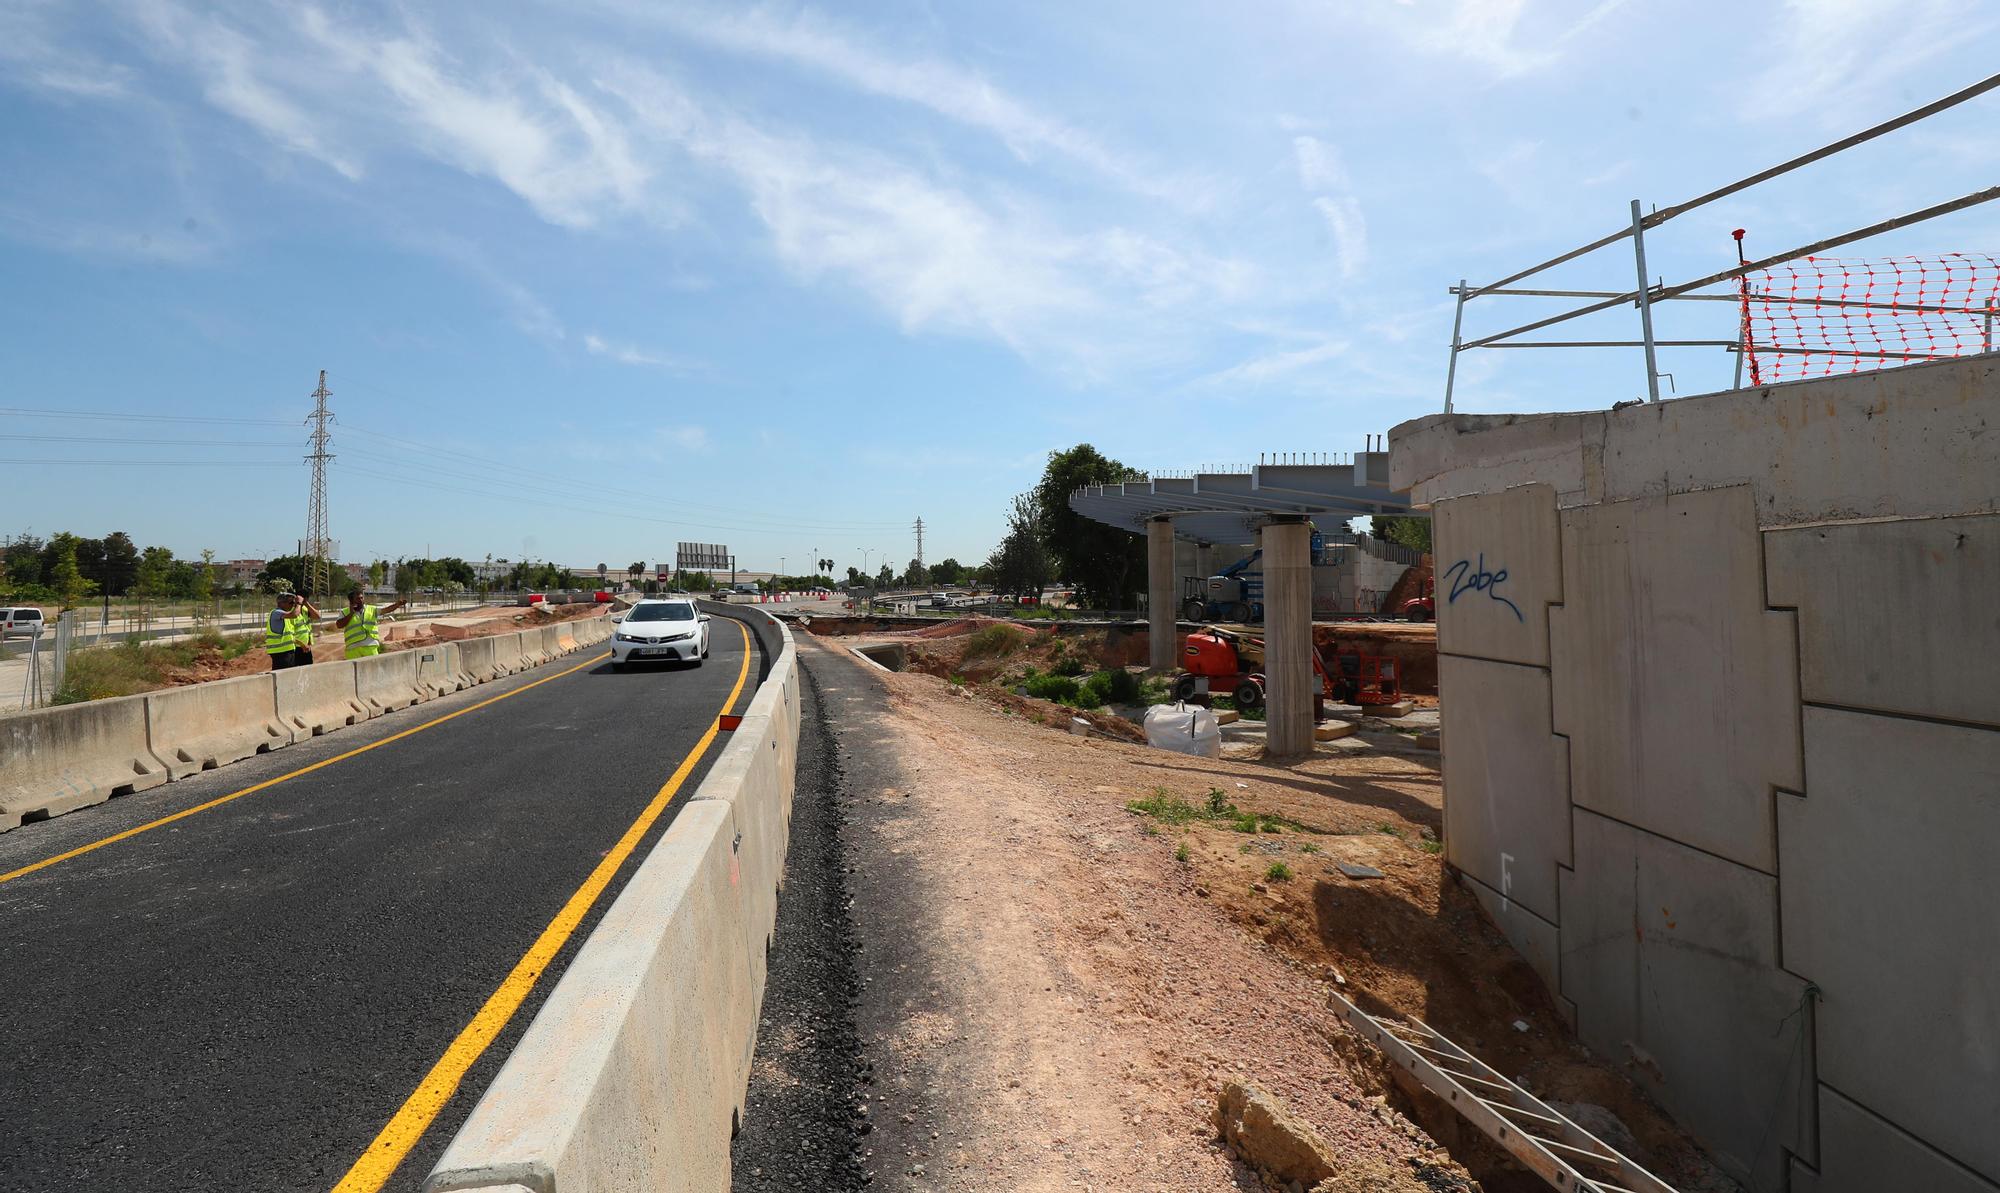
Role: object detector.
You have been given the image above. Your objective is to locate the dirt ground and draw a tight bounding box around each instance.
[809,630,1734,1192]
[165,600,609,685]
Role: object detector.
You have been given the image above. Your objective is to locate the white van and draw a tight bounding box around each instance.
[1,607,47,638]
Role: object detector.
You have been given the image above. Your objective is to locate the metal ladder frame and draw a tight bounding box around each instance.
[1331,991,1679,1193]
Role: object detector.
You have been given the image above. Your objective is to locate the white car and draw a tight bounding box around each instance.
[609,598,711,669]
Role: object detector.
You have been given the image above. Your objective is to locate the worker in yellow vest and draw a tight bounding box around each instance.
[289,594,324,663]
[266,593,308,670]
[335,590,407,659]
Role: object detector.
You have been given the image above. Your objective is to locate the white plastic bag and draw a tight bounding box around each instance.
[1143,702,1221,758]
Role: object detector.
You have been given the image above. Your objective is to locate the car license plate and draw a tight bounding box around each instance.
[638,647,673,657]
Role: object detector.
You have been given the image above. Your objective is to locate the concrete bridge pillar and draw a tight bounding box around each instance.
[1263,518,1314,757]
[1147,517,1177,671]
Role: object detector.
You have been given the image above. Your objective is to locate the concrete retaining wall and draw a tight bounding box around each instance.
[0,695,167,832]
[144,674,290,780]
[1394,355,2000,1190]
[424,605,795,1192]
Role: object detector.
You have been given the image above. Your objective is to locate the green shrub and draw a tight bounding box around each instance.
[1023,672,1080,703]
[1070,685,1105,710]
[1126,791,1204,824]
[1052,654,1087,678]
[1264,861,1294,882]
[965,624,1025,660]
[1174,840,1191,863]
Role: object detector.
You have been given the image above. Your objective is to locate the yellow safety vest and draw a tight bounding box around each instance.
[290,610,314,652]
[343,606,381,659]
[265,610,295,655]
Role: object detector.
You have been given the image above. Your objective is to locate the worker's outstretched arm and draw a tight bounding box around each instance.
[382,599,408,616]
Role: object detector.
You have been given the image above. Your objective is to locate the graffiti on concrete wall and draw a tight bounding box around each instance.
[1444,553,1523,622]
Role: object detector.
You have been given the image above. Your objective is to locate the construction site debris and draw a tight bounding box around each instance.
[1337,862,1388,880]
[1214,1080,1338,1189]
[1143,702,1221,757]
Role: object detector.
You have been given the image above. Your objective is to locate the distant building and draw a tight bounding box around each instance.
[222,559,266,586]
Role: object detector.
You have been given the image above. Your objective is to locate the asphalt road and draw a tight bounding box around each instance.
[0,619,762,1193]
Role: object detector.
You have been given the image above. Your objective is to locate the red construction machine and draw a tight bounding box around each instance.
[1173,625,1402,711]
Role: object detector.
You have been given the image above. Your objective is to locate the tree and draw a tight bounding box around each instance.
[99,531,139,595]
[47,535,94,610]
[74,537,109,594]
[369,559,388,587]
[845,566,864,588]
[192,549,217,625]
[134,545,175,608]
[4,534,45,589]
[1370,515,1432,555]
[875,563,893,588]
[987,493,1051,602]
[1032,444,1146,610]
[629,560,647,581]
[394,561,420,598]
[904,558,926,588]
[930,558,964,586]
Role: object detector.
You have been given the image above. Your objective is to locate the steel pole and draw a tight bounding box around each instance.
[1443,278,1468,413]
[1630,200,1662,402]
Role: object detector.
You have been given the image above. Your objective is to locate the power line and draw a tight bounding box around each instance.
[0,457,299,466]
[0,407,294,425]
[0,433,298,446]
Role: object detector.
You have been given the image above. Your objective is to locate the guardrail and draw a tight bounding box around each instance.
[1442,69,2000,410]
[0,612,613,834]
[422,601,797,1192]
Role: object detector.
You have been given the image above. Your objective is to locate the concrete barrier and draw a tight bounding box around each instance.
[413,642,463,698]
[274,660,367,740]
[144,674,290,779]
[424,801,753,1193]
[458,636,505,684]
[554,623,578,654]
[424,606,795,1192]
[0,695,168,832]
[355,650,424,717]
[498,630,537,672]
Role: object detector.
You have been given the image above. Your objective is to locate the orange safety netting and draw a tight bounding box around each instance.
[1738,252,2000,384]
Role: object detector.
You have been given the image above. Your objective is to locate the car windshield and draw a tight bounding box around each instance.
[628,603,695,622]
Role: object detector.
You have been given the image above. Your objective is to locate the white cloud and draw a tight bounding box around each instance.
[127,0,363,179]
[622,3,1210,208]
[600,63,1259,375]
[583,332,698,372]
[1748,0,1991,122]
[295,7,652,227]
[1351,0,1632,78]
[0,3,134,99]
[1293,136,1367,279]
[1194,338,1351,390]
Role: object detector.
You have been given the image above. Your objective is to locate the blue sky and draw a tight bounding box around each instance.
[2,0,1995,573]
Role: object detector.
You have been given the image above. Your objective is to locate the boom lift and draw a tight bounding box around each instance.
[1172,625,1402,711]
[1180,550,1264,623]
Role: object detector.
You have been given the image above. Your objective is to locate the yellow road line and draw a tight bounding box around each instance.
[330,619,753,1193]
[0,652,612,887]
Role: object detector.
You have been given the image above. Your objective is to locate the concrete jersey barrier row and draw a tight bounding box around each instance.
[0,613,612,834]
[425,605,798,1193]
